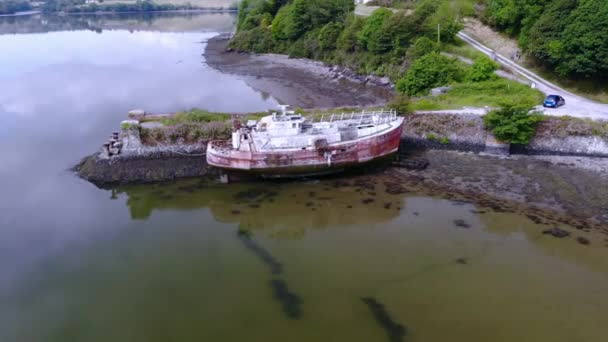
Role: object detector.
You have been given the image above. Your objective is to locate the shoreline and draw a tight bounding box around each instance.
[0,10,40,17]
[205,34,394,109]
[57,8,237,16]
[0,9,236,18]
[76,34,608,230]
[74,109,608,227]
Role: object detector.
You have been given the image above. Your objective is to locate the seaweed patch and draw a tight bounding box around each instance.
[237,230,283,275]
[234,189,278,202]
[270,279,303,319]
[361,297,407,342]
[455,257,468,265]
[453,219,471,229]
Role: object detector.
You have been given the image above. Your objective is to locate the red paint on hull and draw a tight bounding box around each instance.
[207,122,403,176]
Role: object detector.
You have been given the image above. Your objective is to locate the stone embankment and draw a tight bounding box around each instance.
[401,111,510,155]
[75,110,216,187]
[406,110,608,157]
[75,109,608,186]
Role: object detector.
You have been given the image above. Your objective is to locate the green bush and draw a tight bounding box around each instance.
[337,14,365,52]
[466,56,499,82]
[358,8,393,52]
[162,109,228,126]
[271,3,294,40]
[387,94,412,115]
[229,27,275,53]
[396,52,464,96]
[407,36,438,59]
[483,103,544,144]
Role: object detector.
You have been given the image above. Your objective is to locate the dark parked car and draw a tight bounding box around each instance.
[543,95,565,108]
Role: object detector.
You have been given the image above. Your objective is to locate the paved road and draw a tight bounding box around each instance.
[354,4,379,16]
[355,5,608,119]
[457,32,608,119]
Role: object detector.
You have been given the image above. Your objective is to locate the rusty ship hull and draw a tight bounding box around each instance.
[207,117,403,177]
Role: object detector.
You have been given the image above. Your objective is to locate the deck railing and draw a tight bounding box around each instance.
[313,109,398,125]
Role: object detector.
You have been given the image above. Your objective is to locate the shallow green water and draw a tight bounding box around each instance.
[1,12,607,342]
[5,177,607,342]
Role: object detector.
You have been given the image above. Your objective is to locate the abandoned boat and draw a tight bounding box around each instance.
[206,106,405,177]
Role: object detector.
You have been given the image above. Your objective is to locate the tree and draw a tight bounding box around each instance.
[396,53,463,96]
[337,14,365,52]
[358,8,393,52]
[387,94,412,116]
[271,3,292,40]
[556,0,608,78]
[466,56,499,82]
[525,0,577,63]
[483,103,543,144]
[318,22,343,51]
[406,37,438,59]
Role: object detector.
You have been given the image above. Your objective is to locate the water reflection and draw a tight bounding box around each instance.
[0,13,276,305]
[1,12,608,342]
[0,11,236,35]
[117,178,402,235]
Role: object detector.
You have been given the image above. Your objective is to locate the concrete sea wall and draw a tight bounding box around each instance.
[404,112,608,157]
[75,118,216,187]
[75,111,608,186]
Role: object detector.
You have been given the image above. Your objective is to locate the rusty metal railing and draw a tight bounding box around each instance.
[314,109,397,125]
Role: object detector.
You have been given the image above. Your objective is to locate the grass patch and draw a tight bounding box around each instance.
[140,121,232,146]
[120,121,138,130]
[161,109,229,126]
[411,78,544,110]
[442,38,487,61]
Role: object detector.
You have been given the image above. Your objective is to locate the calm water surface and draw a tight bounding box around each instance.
[1,13,607,342]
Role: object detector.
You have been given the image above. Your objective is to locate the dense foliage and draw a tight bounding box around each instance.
[483,104,543,144]
[230,0,463,78]
[465,55,499,82]
[0,0,32,15]
[483,0,608,79]
[396,53,463,96]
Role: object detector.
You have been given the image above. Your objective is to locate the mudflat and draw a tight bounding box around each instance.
[205,35,393,108]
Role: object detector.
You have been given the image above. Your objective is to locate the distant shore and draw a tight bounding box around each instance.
[0,10,40,17]
[57,8,237,16]
[0,8,236,18]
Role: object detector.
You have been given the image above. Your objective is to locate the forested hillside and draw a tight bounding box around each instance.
[483,0,608,79]
[231,0,543,114]
[0,0,32,15]
[233,0,607,83]
[231,0,462,78]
